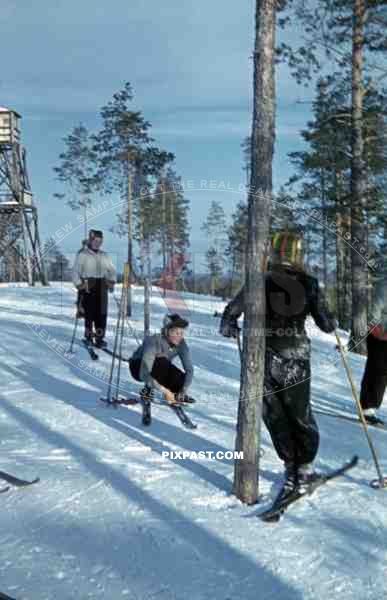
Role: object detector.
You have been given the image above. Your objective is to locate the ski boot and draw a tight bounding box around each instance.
[140,386,154,426]
[297,463,320,494]
[274,463,298,508]
[174,392,196,405]
[365,414,385,426]
[363,410,384,426]
[94,338,108,349]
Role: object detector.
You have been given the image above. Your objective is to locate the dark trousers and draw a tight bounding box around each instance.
[263,350,319,466]
[129,356,185,393]
[360,333,387,410]
[81,278,108,343]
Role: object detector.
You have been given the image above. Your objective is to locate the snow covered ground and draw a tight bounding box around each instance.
[0,283,386,600]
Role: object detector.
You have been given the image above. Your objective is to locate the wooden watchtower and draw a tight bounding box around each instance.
[0,106,47,284]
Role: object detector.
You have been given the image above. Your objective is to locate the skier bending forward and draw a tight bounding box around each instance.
[129,314,195,406]
[220,232,336,496]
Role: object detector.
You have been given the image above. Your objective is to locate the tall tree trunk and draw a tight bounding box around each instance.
[170,192,175,291]
[170,191,175,260]
[349,0,368,354]
[344,210,352,329]
[336,210,345,326]
[144,237,151,336]
[233,0,276,505]
[321,171,328,289]
[335,170,347,328]
[384,220,387,277]
[139,199,150,336]
[162,181,167,297]
[127,156,133,317]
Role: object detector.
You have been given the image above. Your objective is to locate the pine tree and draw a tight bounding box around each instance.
[163,169,190,257]
[54,124,98,238]
[280,0,387,352]
[270,187,300,236]
[93,82,173,315]
[133,170,157,334]
[43,238,71,282]
[227,200,248,290]
[287,75,387,326]
[288,78,349,291]
[241,136,252,186]
[150,169,190,295]
[226,138,253,293]
[201,200,228,296]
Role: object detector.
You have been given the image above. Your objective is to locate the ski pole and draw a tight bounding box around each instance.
[335,329,387,489]
[114,263,130,401]
[69,312,79,353]
[236,328,243,362]
[103,275,126,405]
[112,292,142,347]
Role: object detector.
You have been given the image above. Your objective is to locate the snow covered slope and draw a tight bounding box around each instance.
[0,283,386,600]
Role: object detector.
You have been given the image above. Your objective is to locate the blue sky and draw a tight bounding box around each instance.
[1,0,315,270]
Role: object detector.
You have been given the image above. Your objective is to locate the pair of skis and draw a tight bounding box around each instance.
[257,455,358,523]
[82,339,129,363]
[170,404,197,429]
[313,406,386,430]
[82,338,99,361]
[82,340,129,362]
[140,398,197,430]
[0,469,40,494]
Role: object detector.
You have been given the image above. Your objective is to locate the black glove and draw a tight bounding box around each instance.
[219,317,240,339]
[106,280,115,293]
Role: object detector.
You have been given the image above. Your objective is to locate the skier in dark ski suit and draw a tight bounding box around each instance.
[359,274,387,425]
[220,232,336,492]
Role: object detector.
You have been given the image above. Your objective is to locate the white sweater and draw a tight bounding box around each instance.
[72,248,117,287]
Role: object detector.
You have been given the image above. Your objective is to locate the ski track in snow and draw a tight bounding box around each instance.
[0,283,386,599]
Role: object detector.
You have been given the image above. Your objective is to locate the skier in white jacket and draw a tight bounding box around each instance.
[72,229,116,347]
